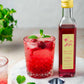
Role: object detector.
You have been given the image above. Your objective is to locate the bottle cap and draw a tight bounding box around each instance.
[61,0,73,8]
[49,78,65,84]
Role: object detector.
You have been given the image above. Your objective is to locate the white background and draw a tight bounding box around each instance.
[0,0,84,28]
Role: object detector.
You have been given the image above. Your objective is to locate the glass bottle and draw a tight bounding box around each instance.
[59,0,77,77]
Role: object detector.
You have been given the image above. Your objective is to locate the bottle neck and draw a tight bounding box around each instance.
[62,8,73,18]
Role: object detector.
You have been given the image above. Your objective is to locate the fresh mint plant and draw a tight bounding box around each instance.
[28,29,51,39]
[16,75,35,84]
[0,4,17,42]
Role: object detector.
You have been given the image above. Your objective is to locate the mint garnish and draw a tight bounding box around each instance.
[16,75,26,84]
[42,35,51,38]
[16,75,35,84]
[27,82,35,84]
[40,29,51,38]
[28,35,38,39]
[28,29,51,39]
[40,29,43,36]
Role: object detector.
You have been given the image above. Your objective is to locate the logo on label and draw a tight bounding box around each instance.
[64,36,73,47]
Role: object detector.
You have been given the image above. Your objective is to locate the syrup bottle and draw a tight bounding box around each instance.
[59,0,77,77]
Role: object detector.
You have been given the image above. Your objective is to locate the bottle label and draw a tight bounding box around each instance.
[62,34,74,69]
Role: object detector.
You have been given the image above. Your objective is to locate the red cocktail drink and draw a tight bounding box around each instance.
[0,79,7,84]
[0,56,8,84]
[23,35,55,78]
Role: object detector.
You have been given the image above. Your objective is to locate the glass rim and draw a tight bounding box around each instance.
[0,56,9,67]
[23,35,56,42]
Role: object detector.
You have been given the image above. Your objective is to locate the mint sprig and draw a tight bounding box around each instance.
[42,35,51,38]
[16,75,26,84]
[0,4,17,43]
[28,29,51,39]
[40,29,51,38]
[28,35,38,39]
[16,75,35,84]
[40,29,43,36]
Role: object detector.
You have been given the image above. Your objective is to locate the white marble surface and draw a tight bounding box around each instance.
[9,55,84,84]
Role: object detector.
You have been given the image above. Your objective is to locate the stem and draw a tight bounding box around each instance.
[0,35,12,38]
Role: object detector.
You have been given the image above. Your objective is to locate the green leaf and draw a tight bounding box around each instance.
[0,20,4,35]
[2,8,10,16]
[2,8,8,15]
[3,20,8,27]
[27,82,35,84]
[7,14,14,22]
[0,4,3,10]
[0,36,5,42]
[6,37,12,41]
[14,20,17,25]
[2,27,13,35]
[16,75,26,84]
[10,24,14,28]
[40,29,43,36]
[10,9,16,13]
[0,27,4,34]
[3,18,9,25]
[6,8,10,14]
[0,20,3,27]
[0,12,3,19]
[28,35,38,39]
[42,35,51,38]
[16,75,22,84]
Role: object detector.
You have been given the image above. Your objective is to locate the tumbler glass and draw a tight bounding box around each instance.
[0,56,8,84]
[23,35,55,78]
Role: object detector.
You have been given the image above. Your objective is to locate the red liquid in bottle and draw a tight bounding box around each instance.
[59,24,76,77]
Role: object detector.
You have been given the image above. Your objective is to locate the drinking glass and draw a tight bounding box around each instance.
[23,35,55,78]
[0,56,9,84]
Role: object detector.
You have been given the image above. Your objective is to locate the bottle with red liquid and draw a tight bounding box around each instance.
[59,0,77,77]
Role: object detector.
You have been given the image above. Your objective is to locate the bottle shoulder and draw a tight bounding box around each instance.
[59,17,76,26]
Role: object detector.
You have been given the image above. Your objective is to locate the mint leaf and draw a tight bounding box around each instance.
[10,9,16,13]
[15,20,17,25]
[16,75,26,84]
[28,35,38,39]
[42,35,51,38]
[6,14,14,22]
[0,27,4,34]
[27,82,35,84]
[0,4,3,10]
[6,37,12,41]
[2,8,7,15]
[40,29,51,38]
[0,20,3,26]
[0,20,4,35]
[40,29,43,36]
[16,75,22,84]
[0,36,5,42]
[0,12,3,19]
